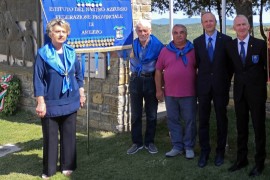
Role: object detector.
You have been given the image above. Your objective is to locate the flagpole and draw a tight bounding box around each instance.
[169,0,173,41]
[222,0,226,34]
[87,55,90,155]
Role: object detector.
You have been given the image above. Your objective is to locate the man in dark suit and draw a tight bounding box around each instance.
[226,15,267,177]
[193,12,232,168]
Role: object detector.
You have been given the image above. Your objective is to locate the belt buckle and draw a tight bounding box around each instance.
[131,72,153,77]
[140,73,146,77]
[141,72,152,77]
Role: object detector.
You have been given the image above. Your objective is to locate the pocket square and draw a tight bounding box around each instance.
[252,55,259,64]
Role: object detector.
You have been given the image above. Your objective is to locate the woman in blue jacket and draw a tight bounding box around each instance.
[33,18,85,179]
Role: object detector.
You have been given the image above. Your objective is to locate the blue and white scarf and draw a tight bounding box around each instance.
[133,34,164,75]
[38,43,76,93]
[166,40,194,66]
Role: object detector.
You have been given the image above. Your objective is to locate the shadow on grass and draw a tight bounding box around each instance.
[1,108,270,179]
[0,139,43,177]
[73,107,270,180]
[0,110,40,126]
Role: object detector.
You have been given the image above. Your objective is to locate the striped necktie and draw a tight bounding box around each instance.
[240,41,246,64]
[208,37,214,62]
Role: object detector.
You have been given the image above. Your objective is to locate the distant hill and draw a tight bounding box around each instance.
[151,18,264,26]
[151,23,266,44]
[152,18,201,25]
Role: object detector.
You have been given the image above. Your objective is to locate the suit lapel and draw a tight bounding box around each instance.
[199,35,210,61]
[213,32,223,62]
[246,36,254,66]
[200,35,207,51]
[232,39,244,67]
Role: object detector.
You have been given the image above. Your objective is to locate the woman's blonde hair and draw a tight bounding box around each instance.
[46,19,71,36]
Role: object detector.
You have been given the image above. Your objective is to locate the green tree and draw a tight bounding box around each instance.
[255,0,270,40]
[152,0,269,39]
[234,0,270,39]
[234,0,254,35]
[151,0,234,32]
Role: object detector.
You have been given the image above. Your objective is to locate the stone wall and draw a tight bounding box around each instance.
[0,0,40,66]
[76,52,130,132]
[0,0,153,132]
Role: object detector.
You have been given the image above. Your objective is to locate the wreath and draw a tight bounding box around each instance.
[0,75,21,115]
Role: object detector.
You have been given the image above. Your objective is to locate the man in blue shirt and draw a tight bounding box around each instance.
[127,19,164,154]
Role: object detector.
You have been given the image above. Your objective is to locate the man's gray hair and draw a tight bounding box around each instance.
[135,19,151,30]
[233,14,250,26]
[172,24,187,34]
[201,12,217,23]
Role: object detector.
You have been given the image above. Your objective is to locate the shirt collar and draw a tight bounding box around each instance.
[205,30,217,41]
[237,34,250,44]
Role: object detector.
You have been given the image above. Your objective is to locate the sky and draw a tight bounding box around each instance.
[152,11,270,23]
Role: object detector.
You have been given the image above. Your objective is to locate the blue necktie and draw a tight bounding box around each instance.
[208,37,214,62]
[240,41,246,64]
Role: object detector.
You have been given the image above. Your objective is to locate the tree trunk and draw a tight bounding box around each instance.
[259,0,267,40]
[216,3,223,32]
[234,0,254,36]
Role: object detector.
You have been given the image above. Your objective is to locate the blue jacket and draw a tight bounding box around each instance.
[33,53,84,117]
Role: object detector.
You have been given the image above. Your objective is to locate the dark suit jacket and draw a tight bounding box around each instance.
[194,31,233,96]
[226,36,267,103]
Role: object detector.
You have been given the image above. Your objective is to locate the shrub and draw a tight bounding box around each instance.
[0,75,21,115]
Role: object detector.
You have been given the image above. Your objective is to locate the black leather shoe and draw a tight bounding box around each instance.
[214,154,224,166]
[198,153,209,168]
[249,165,264,177]
[228,160,248,172]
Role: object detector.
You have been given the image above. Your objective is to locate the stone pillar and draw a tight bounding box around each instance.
[77,0,153,132]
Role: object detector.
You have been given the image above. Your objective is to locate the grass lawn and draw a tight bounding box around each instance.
[0,108,270,180]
